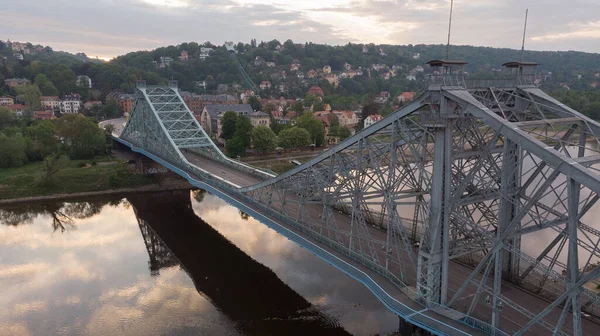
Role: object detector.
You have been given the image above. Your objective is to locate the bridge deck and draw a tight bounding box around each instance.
[190,155,599,335]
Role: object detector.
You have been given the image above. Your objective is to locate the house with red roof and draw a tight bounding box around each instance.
[33,110,56,120]
[6,104,26,117]
[396,92,416,103]
[307,86,324,97]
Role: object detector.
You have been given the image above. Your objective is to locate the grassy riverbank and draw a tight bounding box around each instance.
[0,156,158,200]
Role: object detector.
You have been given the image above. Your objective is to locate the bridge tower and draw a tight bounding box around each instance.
[416,60,466,306]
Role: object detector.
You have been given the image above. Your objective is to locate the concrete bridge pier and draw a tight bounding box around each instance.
[398,317,433,336]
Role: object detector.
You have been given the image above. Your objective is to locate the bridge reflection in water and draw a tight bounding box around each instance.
[130,190,351,336]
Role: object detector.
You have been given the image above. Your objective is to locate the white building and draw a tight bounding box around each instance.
[60,94,82,114]
[199,47,214,60]
[76,75,92,88]
[364,114,383,128]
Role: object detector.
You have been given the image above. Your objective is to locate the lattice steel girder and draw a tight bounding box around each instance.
[445,89,600,195]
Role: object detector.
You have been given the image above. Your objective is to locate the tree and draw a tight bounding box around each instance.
[0,134,26,168]
[34,74,59,96]
[226,136,246,157]
[15,85,42,110]
[278,127,312,149]
[357,101,379,131]
[0,107,17,130]
[102,99,120,119]
[41,153,68,185]
[297,112,325,146]
[328,113,340,127]
[234,115,253,147]
[313,100,325,112]
[248,95,262,111]
[292,101,304,115]
[263,103,277,115]
[338,125,352,140]
[55,114,106,159]
[25,120,58,161]
[103,124,115,135]
[252,126,276,152]
[220,111,238,140]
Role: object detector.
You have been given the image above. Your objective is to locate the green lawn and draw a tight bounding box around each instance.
[0,157,157,200]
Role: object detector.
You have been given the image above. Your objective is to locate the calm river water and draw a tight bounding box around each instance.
[0,190,399,336]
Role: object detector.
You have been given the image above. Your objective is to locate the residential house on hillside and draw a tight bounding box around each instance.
[344,70,357,78]
[307,86,324,97]
[374,91,389,104]
[6,104,25,117]
[33,110,56,120]
[315,115,331,135]
[84,101,102,110]
[4,78,30,87]
[364,114,383,128]
[60,94,82,114]
[110,93,135,115]
[397,92,416,103]
[0,96,14,106]
[290,63,300,71]
[362,45,368,53]
[76,75,92,88]
[322,104,332,112]
[334,110,359,129]
[413,53,420,60]
[266,62,276,68]
[159,56,173,68]
[199,47,213,60]
[260,81,272,90]
[14,53,23,60]
[179,50,188,61]
[217,84,228,93]
[344,62,352,71]
[307,70,317,78]
[183,95,203,115]
[297,72,305,80]
[325,74,338,87]
[254,56,265,66]
[41,96,59,110]
[281,71,287,79]
[249,111,270,127]
[240,90,255,103]
[406,74,416,81]
[201,104,254,141]
[323,65,331,74]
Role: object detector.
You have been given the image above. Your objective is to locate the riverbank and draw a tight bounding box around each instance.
[0,157,192,203]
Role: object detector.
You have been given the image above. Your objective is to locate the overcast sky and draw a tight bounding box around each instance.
[2,0,599,60]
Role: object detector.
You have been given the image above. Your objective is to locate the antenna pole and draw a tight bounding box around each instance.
[520,8,528,62]
[446,0,454,59]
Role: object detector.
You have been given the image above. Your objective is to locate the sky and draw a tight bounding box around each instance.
[2,0,600,60]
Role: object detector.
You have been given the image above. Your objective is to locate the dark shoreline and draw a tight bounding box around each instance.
[0,182,194,206]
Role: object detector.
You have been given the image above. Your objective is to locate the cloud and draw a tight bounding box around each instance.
[532,21,600,41]
[2,0,598,57]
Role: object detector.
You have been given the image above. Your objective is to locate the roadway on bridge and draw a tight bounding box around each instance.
[185,150,598,335]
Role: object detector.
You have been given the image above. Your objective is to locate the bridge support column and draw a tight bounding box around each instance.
[499,139,522,282]
[417,96,453,306]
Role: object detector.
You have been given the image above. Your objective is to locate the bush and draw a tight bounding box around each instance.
[107,174,119,187]
[91,161,97,166]
[77,162,86,168]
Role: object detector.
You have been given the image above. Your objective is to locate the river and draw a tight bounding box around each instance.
[0,190,400,336]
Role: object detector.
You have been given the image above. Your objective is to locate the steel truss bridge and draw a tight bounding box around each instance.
[103,60,600,335]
